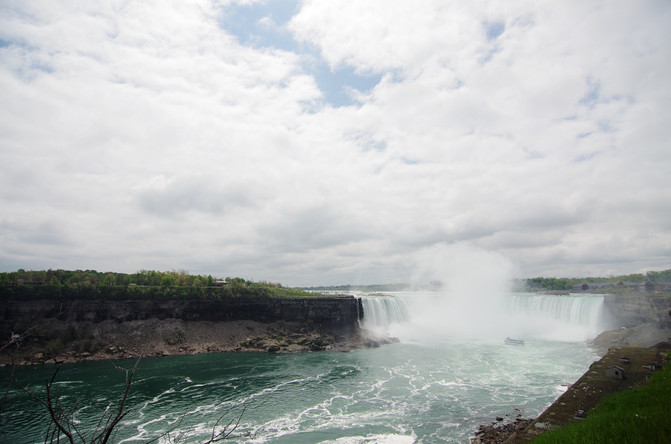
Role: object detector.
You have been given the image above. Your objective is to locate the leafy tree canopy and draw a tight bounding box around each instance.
[0,269,318,300]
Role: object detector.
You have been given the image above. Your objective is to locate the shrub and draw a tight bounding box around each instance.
[59,324,77,344]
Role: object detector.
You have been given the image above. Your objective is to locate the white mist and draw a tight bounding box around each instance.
[360,242,607,344]
[392,242,515,342]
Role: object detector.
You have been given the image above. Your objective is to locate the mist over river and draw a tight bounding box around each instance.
[1,292,604,443]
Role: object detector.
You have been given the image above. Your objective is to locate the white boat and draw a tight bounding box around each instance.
[504,337,525,346]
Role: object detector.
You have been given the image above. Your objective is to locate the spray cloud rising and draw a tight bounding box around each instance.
[362,242,606,343]
[401,242,514,341]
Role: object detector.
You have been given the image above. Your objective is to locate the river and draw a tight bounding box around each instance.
[0,292,605,443]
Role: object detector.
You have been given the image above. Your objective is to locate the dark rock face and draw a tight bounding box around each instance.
[602,295,671,329]
[1,297,364,333]
[591,295,671,350]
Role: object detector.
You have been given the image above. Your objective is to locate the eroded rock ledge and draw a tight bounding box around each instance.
[1,297,365,366]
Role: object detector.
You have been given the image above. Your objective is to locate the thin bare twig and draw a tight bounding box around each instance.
[0,356,16,415]
[92,357,140,444]
[43,365,75,444]
[204,404,247,443]
[143,413,186,444]
[11,357,143,444]
[1,328,37,415]
[10,355,246,443]
[0,327,37,353]
[15,375,74,444]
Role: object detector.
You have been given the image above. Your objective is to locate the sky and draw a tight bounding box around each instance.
[1,0,670,286]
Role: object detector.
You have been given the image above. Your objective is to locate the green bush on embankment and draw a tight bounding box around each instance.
[0,269,322,300]
[533,355,671,444]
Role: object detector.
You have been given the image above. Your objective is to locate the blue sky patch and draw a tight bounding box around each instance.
[573,152,597,162]
[524,149,544,160]
[579,78,601,108]
[484,21,505,40]
[218,1,381,107]
[218,0,299,52]
[597,120,613,132]
[309,63,382,107]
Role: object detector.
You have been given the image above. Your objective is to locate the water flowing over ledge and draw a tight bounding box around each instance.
[359,292,609,344]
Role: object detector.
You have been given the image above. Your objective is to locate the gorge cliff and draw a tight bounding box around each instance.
[602,294,671,329]
[0,296,365,365]
[592,295,671,350]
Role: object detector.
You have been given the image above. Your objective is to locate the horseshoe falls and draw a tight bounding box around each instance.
[2,292,605,443]
[504,293,607,341]
[360,292,607,344]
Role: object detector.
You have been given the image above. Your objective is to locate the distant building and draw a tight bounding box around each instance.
[572,282,611,291]
[571,281,646,292]
[605,365,625,380]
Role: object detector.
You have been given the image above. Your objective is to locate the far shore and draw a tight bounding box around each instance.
[1,318,380,367]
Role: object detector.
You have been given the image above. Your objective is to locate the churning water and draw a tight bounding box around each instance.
[1,292,605,443]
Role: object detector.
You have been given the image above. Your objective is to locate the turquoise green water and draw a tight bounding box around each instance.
[0,338,597,443]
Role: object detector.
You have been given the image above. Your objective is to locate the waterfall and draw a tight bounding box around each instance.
[359,292,606,343]
[503,293,606,341]
[360,294,410,336]
[506,294,605,327]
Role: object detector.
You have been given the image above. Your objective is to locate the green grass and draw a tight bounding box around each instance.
[533,355,671,444]
[0,278,329,301]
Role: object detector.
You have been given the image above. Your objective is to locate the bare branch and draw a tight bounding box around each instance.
[11,357,144,444]
[92,405,111,441]
[44,365,75,444]
[1,329,37,415]
[93,357,140,444]
[13,369,77,444]
[204,404,247,443]
[143,414,186,444]
[0,327,37,353]
[10,354,248,443]
[0,357,16,414]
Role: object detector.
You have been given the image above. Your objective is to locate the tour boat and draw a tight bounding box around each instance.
[504,337,525,346]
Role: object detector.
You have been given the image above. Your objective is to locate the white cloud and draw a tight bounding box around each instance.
[0,0,670,284]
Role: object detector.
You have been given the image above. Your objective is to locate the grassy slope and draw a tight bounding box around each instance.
[532,354,671,444]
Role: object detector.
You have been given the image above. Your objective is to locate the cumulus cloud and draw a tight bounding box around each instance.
[0,0,669,284]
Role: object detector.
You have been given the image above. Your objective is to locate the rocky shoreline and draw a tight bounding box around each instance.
[472,416,534,444]
[1,317,377,367]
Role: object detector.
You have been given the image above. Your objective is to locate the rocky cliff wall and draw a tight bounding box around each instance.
[1,297,364,333]
[602,295,671,329]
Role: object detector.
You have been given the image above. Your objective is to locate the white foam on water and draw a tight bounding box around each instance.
[321,433,416,444]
